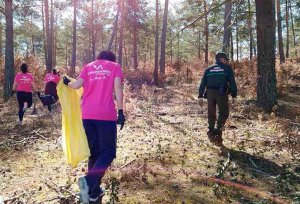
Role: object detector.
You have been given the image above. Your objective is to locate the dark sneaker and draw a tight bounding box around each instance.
[207,130,214,138]
[208,129,223,147]
[78,177,89,204]
[214,129,223,136]
[213,129,223,146]
[89,187,105,203]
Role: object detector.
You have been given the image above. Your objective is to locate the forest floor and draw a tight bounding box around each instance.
[0,70,300,204]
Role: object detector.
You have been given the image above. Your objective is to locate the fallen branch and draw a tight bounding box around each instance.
[3,192,25,203]
[36,195,68,204]
[31,130,47,140]
[42,176,77,197]
[121,159,137,169]
[196,175,288,204]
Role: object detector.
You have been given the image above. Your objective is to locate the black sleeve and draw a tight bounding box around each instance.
[198,70,208,97]
[228,66,237,97]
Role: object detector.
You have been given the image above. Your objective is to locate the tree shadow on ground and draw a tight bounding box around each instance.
[222,147,283,177]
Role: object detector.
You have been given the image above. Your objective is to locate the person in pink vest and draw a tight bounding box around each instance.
[12,63,39,125]
[43,68,61,111]
[63,51,125,203]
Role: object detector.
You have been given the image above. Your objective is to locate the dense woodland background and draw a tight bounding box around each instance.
[0,0,299,108]
[0,0,300,203]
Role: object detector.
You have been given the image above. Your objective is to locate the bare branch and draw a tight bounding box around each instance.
[169,0,234,43]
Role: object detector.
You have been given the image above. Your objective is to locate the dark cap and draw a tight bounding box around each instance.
[215,52,230,60]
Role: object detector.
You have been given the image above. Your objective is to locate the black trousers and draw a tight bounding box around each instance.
[82,119,117,198]
[17,91,32,121]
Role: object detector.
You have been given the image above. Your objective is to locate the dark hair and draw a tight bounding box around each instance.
[97,51,116,62]
[20,63,28,73]
[52,68,58,75]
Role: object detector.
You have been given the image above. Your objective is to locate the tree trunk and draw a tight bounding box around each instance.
[0,20,3,58]
[4,0,14,100]
[44,0,51,72]
[230,31,234,60]
[133,12,138,70]
[42,0,47,67]
[277,0,285,63]
[159,0,169,74]
[236,27,239,61]
[108,10,119,51]
[70,0,77,77]
[65,43,68,66]
[248,0,253,60]
[53,15,57,67]
[177,32,180,62]
[91,0,96,60]
[222,0,232,54]
[118,0,124,65]
[30,15,35,55]
[197,29,201,60]
[204,1,208,64]
[50,0,54,68]
[289,0,297,58]
[154,0,159,85]
[170,29,173,64]
[255,0,277,112]
[285,0,289,58]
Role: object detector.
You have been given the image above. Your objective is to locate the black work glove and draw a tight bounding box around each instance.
[63,76,71,86]
[117,109,125,130]
[198,92,204,99]
[11,90,15,96]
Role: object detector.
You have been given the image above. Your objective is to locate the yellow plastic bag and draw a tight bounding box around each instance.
[57,78,90,168]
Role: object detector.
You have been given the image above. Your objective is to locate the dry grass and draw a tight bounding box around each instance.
[0,57,300,204]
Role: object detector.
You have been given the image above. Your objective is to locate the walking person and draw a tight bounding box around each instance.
[12,63,39,125]
[63,50,125,203]
[198,52,237,146]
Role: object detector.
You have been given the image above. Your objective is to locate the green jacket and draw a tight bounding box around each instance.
[199,62,237,97]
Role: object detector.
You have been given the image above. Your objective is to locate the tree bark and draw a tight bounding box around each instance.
[222,0,232,54]
[4,0,14,100]
[248,0,254,60]
[50,0,54,68]
[118,0,124,65]
[197,29,201,60]
[133,9,138,70]
[285,0,289,58]
[204,1,208,64]
[91,0,96,60]
[289,0,297,58]
[42,0,47,67]
[159,0,169,74]
[255,0,277,112]
[70,0,77,77]
[154,0,159,85]
[108,10,119,51]
[44,0,52,72]
[0,19,3,58]
[277,0,285,63]
[236,27,239,62]
[230,31,234,59]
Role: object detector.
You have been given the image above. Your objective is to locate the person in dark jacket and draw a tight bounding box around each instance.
[198,52,237,146]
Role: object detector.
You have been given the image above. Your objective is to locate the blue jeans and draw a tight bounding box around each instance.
[82,120,117,197]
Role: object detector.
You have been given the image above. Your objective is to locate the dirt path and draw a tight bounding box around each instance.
[0,83,299,204]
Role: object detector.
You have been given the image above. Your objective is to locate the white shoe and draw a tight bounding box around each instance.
[78,177,89,204]
[22,102,28,112]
